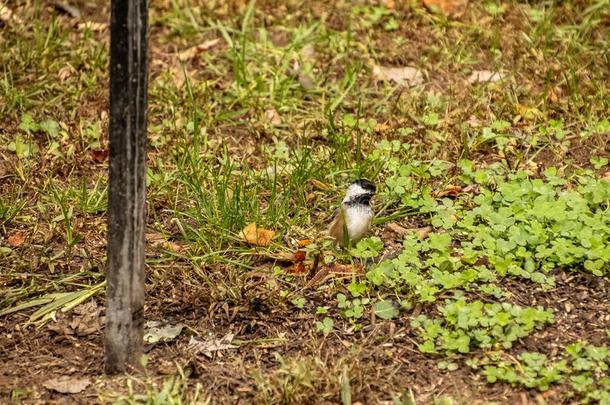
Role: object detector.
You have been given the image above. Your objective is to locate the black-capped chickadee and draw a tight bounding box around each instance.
[328,179,376,247]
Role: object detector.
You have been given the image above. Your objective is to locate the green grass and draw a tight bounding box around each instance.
[1,0,609,403]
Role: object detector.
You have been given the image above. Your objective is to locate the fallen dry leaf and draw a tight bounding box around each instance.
[293,250,306,261]
[169,65,189,88]
[288,261,308,274]
[264,108,282,126]
[77,21,107,31]
[386,222,409,237]
[7,232,25,247]
[297,239,312,248]
[47,300,102,337]
[412,226,433,240]
[240,223,275,247]
[309,179,332,190]
[90,148,108,163]
[384,0,395,9]
[548,88,559,104]
[145,232,185,252]
[435,185,462,198]
[462,184,480,195]
[188,333,237,358]
[374,123,391,133]
[144,321,184,344]
[307,263,363,288]
[58,65,75,81]
[422,0,468,17]
[372,65,423,87]
[467,70,505,84]
[0,4,23,24]
[177,38,221,61]
[43,376,90,394]
[602,171,610,182]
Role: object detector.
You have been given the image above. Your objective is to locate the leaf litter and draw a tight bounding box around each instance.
[43,376,91,394]
[144,321,185,344]
[188,332,238,358]
[240,222,276,247]
[372,65,424,87]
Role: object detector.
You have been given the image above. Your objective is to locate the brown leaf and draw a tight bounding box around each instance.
[264,108,282,126]
[188,333,237,358]
[462,184,480,195]
[296,239,312,248]
[372,65,423,87]
[43,376,90,394]
[435,185,462,198]
[386,222,409,237]
[170,65,188,88]
[7,232,25,247]
[77,21,107,31]
[240,223,275,247]
[384,0,396,9]
[602,171,610,182]
[422,0,468,17]
[145,232,185,252]
[293,250,306,261]
[306,263,363,288]
[309,179,332,190]
[413,226,433,240]
[0,4,23,24]
[374,123,391,133]
[288,261,308,274]
[177,38,221,61]
[58,66,74,81]
[90,148,108,163]
[47,300,102,337]
[548,88,559,104]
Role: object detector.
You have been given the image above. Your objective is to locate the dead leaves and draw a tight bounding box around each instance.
[264,108,282,126]
[46,300,102,337]
[146,231,185,252]
[0,4,23,24]
[188,332,238,358]
[77,21,107,32]
[422,0,468,18]
[240,223,275,247]
[434,184,463,198]
[372,65,424,87]
[385,222,409,237]
[177,38,221,62]
[43,376,90,394]
[7,232,26,247]
[144,321,184,344]
[307,263,363,288]
[90,148,108,163]
[434,184,480,198]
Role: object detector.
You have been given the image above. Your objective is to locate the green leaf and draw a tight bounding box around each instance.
[315,317,334,336]
[374,299,399,320]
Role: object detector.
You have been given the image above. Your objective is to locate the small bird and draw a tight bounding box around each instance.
[328,179,376,247]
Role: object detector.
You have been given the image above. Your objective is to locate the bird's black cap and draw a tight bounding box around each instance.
[353,179,376,194]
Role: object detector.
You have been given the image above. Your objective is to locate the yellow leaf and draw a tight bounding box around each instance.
[240,223,275,247]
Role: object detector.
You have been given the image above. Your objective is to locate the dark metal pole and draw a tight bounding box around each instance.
[105,0,148,374]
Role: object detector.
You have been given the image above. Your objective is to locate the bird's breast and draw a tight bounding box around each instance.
[344,205,373,242]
